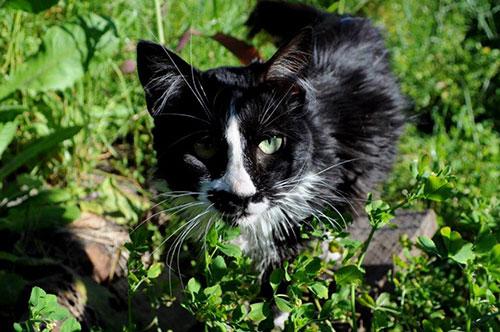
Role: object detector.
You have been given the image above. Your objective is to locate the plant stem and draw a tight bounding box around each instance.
[351,284,357,332]
[357,226,377,268]
[351,225,378,331]
[154,0,165,44]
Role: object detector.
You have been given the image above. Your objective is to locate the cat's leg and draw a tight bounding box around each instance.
[246,0,326,46]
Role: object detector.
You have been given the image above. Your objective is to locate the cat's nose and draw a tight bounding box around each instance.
[207,190,250,215]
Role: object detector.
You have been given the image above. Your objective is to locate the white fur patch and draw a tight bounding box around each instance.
[273,311,289,330]
[234,172,325,270]
[208,116,256,197]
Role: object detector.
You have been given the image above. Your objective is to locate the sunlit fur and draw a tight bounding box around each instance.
[137,1,406,273]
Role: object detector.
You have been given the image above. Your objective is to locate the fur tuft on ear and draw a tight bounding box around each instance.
[136,40,195,116]
[264,28,312,83]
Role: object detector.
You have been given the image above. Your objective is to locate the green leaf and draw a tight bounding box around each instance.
[417,236,441,257]
[365,195,394,228]
[269,268,283,292]
[308,282,329,299]
[29,286,46,311]
[358,293,376,309]
[1,198,80,232]
[147,262,162,279]
[1,0,59,13]
[248,302,270,322]
[203,284,222,305]
[320,299,335,319]
[12,323,23,332]
[375,292,392,307]
[335,265,364,286]
[304,257,322,275]
[211,255,227,281]
[206,226,218,247]
[60,317,81,332]
[0,26,84,100]
[274,296,293,313]
[186,278,201,297]
[450,243,475,265]
[474,233,496,254]
[423,175,453,201]
[0,126,81,181]
[0,120,17,159]
[218,243,242,258]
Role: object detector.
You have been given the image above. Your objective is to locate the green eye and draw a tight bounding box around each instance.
[258,136,283,154]
[193,138,217,159]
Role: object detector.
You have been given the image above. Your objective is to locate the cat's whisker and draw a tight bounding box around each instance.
[260,85,295,127]
[157,44,212,117]
[132,201,206,234]
[154,112,210,124]
[165,129,208,150]
[164,205,214,291]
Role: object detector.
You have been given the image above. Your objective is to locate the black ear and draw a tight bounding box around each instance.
[263,28,312,83]
[137,40,195,116]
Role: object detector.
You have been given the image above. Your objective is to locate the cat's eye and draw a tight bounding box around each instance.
[193,137,217,159]
[258,136,283,155]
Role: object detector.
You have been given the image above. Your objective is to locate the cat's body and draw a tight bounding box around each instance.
[137,1,406,272]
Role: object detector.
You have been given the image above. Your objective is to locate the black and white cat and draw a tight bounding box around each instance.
[137,1,406,272]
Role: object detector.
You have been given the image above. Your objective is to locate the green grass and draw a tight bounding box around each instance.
[0,0,498,331]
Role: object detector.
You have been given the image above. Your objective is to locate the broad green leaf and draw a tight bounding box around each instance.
[0,120,17,159]
[206,226,218,247]
[423,175,453,201]
[218,243,242,258]
[12,323,22,332]
[474,233,496,254]
[211,255,227,281]
[0,126,81,181]
[365,195,394,228]
[308,282,329,299]
[450,243,475,265]
[440,227,468,257]
[0,26,83,100]
[375,292,392,307]
[1,195,80,232]
[29,286,46,311]
[417,236,441,256]
[304,257,322,275]
[147,262,162,279]
[358,293,376,309]
[274,296,293,313]
[248,302,270,322]
[269,268,283,291]
[335,265,364,286]
[60,317,81,332]
[203,284,221,296]
[1,0,59,13]
[186,278,201,297]
[319,299,335,319]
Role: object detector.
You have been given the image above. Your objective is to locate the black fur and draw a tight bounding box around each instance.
[137,1,406,270]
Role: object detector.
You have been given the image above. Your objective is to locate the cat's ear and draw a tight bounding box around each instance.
[263,28,312,84]
[137,40,194,116]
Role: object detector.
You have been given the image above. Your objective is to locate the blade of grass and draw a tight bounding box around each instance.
[0,126,82,181]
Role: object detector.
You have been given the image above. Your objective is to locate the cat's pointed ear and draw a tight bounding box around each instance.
[263,28,312,83]
[137,40,194,116]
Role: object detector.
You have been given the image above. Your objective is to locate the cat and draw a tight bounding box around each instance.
[137,0,406,273]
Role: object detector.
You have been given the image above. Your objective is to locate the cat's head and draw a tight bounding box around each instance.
[137,31,318,230]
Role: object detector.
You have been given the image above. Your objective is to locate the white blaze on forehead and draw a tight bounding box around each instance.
[211,115,256,196]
